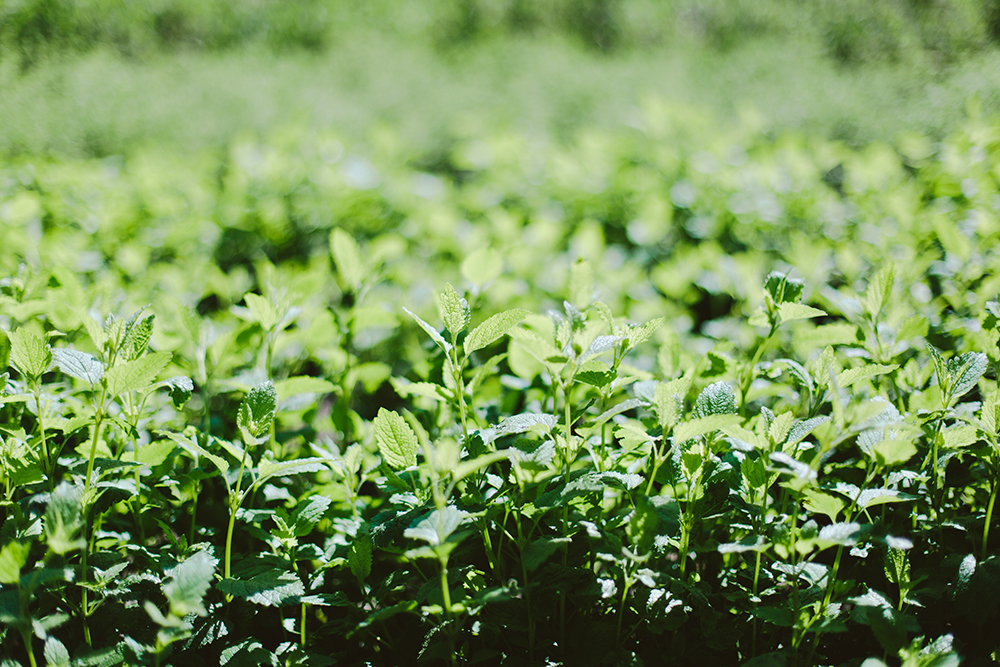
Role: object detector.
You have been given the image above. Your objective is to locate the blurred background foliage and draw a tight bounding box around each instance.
[1,0,1000,157]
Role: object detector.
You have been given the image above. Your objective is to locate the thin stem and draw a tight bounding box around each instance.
[224,444,251,598]
[984,476,998,561]
[32,386,51,488]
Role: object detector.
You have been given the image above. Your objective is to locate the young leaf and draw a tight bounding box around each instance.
[104,351,171,397]
[464,308,531,355]
[764,272,804,304]
[947,351,987,403]
[674,414,742,443]
[692,381,737,418]
[403,306,452,354]
[52,348,105,385]
[122,314,155,361]
[161,375,194,408]
[863,264,895,321]
[373,408,418,469]
[330,228,365,292]
[256,457,328,489]
[9,328,51,380]
[243,293,280,331]
[0,541,30,584]
[237,381,277,444]
[438,283,471,339]
[836,364,899,389]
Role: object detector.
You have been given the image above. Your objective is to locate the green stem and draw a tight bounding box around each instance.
[32,387,51,488]
[224,445,251,599]
[740,324,778,416]
[984,476,998,561]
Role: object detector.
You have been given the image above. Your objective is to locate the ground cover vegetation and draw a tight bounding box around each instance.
[1,98,1000,665]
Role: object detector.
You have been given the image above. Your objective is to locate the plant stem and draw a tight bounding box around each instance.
[224,444,251,599]
[984,476,998,561]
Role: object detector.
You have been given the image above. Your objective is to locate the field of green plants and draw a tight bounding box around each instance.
[1,98,1000,666]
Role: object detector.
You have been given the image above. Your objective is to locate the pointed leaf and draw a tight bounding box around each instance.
[52,348,104,385]
[218,570,305,607]
[404,506,469,545]
[256,457,328,489]
[9,328,51,379]
[674,414,742,443]
[373,408,418,469]
[438,283,471,339]
[237,381,277,444]
[863,264,895,320]
[836,364,899,389]
[403,307,451,354]
[464,308,531,355]
[692,381,737,418]
[778,302,827,323]
[104,351,171,397]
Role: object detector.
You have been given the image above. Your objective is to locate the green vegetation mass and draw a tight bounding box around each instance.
[3,1,1000,666]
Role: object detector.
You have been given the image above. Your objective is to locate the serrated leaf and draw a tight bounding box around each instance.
[164,550,216,617]
[764,272,804,304]
[803,488,845,522]
[290,495,332,536]
[855,488,916,509]
[836,364,899,388]
[373,408,418,469]
[403,307,451,354]
[778,302,827,323]
[784,416,831,448]
[438,283,471,339]
[52,348,104,385]
[627,317,664,350]
[122,314,155,361]
[404,506,469,545]
[817,522,861,546]
[256,457,328,489]
[218,570,305,607]
[162,375,194,408]
[159,430,229,477]
[769,451,816,482]
[674,414,742,443]
[583,335,622,359]
[465,308,531,355]
[9,328,51,379]
[494,412,557,436]
[948,351,987,403]
[580,398,647,437]
[330,228,364,292]
[237,381,277,444]
[104,351,171,397]
[943,424,978,449]
[43,637,70,667]
[863,264,895,320]
[692,381,737,418]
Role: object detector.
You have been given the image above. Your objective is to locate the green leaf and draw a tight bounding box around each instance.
[243,293,280,331]
[836,364,899,388]
[161,375,194,408]
[290,495,332,537]
[450,450,510,485]
[164,550,216,617]
[273,376,336,401]
[256,458,328,489]
[218,570,305,607]
[0,541,29,584]
[43,637,70,667]
[52,348,105,385]
[778,302,827,324]
[522,535,571,572]
[45,482,86,555]
[404,506,469,545]
[692,381,737,418]
[626,495,659,554]
[122,314,155,361]
[464,308,531,355]
[438,283,471,339]
[237,381,277,445]
[349,525,372,585]
[104,351,171,397]
[461,248,503,287]
[626,317,664,351]
[948,351,988,403]
[764,272,804,304]
[9,328,51,379]
[674,414,742,443]
[402,307,451,354]
[330,228,365,292]
[159,430,230,478]
[863,264,895,321]
[802,488,845,522]
[373,408,418,469]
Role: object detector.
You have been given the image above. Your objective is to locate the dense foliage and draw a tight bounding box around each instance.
[1,105,1000,666]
